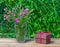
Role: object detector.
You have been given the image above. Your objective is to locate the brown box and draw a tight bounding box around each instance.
[35,32,51,44]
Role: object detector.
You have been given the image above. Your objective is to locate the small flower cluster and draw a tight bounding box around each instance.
[4,6,29,23]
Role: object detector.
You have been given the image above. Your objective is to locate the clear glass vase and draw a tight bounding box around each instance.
[15,23,27,43]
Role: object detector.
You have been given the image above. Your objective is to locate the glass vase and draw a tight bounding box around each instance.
[15,23,27,43]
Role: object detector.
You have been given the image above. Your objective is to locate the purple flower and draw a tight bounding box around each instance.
[15,18,19,23]
[21,8,29,18]
[20,12,25,17]
[13,14,16,16]
[5,16,9,20]
[23,8,29,13]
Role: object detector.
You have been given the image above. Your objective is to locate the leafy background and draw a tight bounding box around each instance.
[0,0,60,38]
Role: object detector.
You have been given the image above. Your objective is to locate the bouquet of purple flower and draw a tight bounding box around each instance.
[4,5,33,42]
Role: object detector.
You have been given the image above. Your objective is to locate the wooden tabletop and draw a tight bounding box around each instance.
[0,38,60,47]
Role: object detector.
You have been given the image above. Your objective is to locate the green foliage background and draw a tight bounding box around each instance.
[0,0,60,38]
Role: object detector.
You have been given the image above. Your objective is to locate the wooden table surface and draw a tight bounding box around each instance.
[0,38,60,47]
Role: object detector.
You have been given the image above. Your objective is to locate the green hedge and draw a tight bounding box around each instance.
[0,0,60,38]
